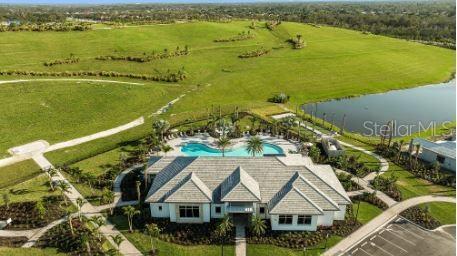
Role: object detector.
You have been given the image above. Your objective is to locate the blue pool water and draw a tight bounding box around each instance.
[181,142,284,157]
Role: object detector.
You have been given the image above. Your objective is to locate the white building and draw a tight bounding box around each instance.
[144,156,350,231]
[410,138,456,172]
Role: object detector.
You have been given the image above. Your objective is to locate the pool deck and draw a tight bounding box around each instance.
[163,134,300,157]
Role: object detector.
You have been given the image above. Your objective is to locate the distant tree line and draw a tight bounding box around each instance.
[96,46,190,63]
[0,22,91,32]
[0,69,186,83]
[0,2,454,47]
[214,31,254,42]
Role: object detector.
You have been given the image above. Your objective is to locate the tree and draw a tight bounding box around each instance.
[145,223,161,254]
[246,136,263,157]
[152,119,170,141]
[123,205,140,232]
[2,193,10,210]
[136,180,141,204]
[80,231,92,256]
[76,197,85,221]
[308,146,321,162]
[161,144,173,156]
[89,215,106,242]
[46,168,58,191]
[102,188,115,215]
[250,215,266,236]
[35,200,46,220]
[414,143,421,169]
[216,137,232,157]
[215,215,233,256]
[396,139,404,163]
[111,234,124,253]
[56,181,71,205]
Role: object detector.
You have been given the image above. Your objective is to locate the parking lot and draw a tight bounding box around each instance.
[343,217,456,256]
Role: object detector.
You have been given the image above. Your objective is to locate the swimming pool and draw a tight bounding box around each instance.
[181,142,285,157]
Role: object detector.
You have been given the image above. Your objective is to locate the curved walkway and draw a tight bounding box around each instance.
[323,195,456,256]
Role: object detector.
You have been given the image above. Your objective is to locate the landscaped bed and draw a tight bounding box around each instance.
[0,196,68,230]
[0,237,28,248]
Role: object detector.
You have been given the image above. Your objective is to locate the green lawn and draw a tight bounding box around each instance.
[247,236,342,256]
[0,160,41,188]
[417,202,456,225]
[0,174,60,204]
[352,201,384,224]
[0,21,454,155]
[70,147,124,176]
[0,247,67,256]
[382,162,456,200]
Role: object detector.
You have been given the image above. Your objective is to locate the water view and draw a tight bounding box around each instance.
[302,80,456,136]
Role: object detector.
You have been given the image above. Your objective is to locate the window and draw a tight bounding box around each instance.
[179,206,200,218]
[436,155,445,164]
[259,207,265,214]
[278,215,293,225]
[297,215,312,225]
[158,206,162,211]
[215,206,222,214]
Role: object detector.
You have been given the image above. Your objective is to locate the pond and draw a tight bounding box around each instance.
[302,80,456,137]
[181,142,284,157]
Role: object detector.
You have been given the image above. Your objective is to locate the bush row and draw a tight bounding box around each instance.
[96,46,190,63]
[0,23,91,32]
[400,206,441,230]
[351,192,389,210]
[214,31,254,42]
[0,69,186,82]
[238,48,270,58]
[44,57,80,67]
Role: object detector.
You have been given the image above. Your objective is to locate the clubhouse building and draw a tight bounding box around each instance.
[145,156,350,231]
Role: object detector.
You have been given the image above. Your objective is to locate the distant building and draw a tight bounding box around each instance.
[144,156,350,231]
[410,138,456,172]
[321,136,345,157]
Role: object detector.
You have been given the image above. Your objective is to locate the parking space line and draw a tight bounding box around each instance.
[376,234,408,253]
[384,229,416,245]
[357,247,374,256]
[393,224,425,239]
[370,242,395,256]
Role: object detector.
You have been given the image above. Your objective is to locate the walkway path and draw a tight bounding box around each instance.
[323,195,456,256]
[27,154,142,256]
[233,215,248,256]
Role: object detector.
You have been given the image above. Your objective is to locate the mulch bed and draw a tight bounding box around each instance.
[400,206,441,230]
[0,236,28,247]
[0,196,66,230]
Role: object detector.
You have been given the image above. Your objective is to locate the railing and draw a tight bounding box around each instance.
[226,203,254,213]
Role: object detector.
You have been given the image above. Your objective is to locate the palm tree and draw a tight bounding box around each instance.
[2,193,10,210]
[152,119,170,141]
[161,144,173,156]
[80,231,92,256]
[89,215,106,242]
[250,215,266,236]
[246,136,263,157]
[123,205,140,233]
[46,168,58,191]
[103,189,115,215]
[145,223,161,254]
[414,143,421,169]
[216,137,232,157]
[56,181,71,205]
[215,215,233,256]
[249,116,258,134]
[76,197,85,221]
[396,140,404,163]
[110,234,124,253]
[135,180,141,205]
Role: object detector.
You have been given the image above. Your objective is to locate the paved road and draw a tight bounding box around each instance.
[343,217,455,256]
[323,195,456,256]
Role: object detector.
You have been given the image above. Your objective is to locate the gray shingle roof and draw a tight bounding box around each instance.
[412,138,456,159]
[164,172,212,203]
[221,167,261,202]
[145,157,350,212]
[269,185,323,215]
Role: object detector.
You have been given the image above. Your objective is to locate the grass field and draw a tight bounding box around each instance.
[0,21,454,156]
[0,160,41,188]
[0,174,61,204]
[352,201,384,224]
[0,247,67,256]
[417,202,456,225]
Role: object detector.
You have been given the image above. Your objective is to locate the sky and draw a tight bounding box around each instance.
[0,0,388,4]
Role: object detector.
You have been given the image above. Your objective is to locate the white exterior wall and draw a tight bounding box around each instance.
[270,215,318,231]
[334,205,346,220]
[317,211,334,226]
[150,203,170,218]
[202,203,211,222]
[211,204,225,219]
[169,204,177,222]
[420,149,456,172]
[255,203,270,219]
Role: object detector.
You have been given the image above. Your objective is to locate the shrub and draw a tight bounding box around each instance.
[238,48,270,58]
[268,93,289,103]
[214,31,254,42]
[400,206,441,229]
